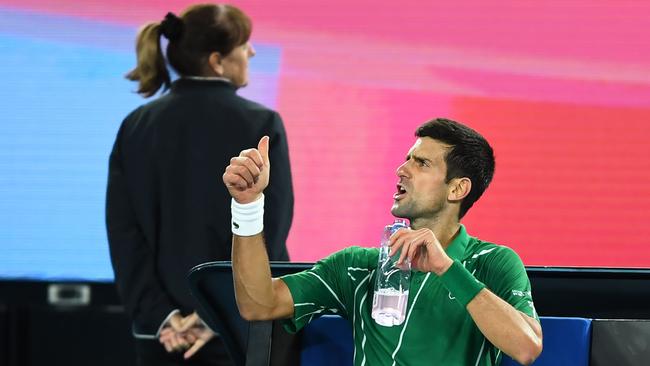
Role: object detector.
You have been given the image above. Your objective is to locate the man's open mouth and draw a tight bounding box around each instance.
[394,184,407,200]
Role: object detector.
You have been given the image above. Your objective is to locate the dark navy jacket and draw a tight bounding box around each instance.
[106,78,293,336]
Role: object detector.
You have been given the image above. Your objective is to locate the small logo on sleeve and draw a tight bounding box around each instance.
[511,290,532,297]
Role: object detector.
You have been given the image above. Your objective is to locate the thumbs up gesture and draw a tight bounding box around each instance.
[223,136,271,204]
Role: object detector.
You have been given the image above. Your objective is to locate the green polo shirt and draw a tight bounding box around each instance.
[281,225,538,366]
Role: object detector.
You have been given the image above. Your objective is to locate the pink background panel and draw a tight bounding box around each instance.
[3,0,649,267]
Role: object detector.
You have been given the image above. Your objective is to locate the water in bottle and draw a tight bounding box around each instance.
[371,219,410,326]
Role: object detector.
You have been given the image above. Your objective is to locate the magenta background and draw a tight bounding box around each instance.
[4,0,650,267]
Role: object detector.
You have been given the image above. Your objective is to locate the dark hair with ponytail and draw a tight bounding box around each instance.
[126,4,252,98]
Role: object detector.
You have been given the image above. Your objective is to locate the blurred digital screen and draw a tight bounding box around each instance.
[1,0,649,281]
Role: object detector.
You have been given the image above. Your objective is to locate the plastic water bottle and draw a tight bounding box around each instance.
[371,219,410,326]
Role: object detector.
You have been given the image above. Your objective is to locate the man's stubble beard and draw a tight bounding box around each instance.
[392,197,445,224]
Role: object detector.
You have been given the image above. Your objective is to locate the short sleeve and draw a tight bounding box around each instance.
[480,247,539,321]
[280,248,357,333]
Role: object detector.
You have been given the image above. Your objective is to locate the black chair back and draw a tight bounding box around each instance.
[188,261,311,366]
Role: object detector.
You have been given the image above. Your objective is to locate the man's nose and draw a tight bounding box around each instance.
[396,161,409,177]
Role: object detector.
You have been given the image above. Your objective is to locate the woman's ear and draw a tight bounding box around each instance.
[208,52,224,76]
[448,177,472,201]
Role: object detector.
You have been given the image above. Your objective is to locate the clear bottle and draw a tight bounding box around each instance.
[371,218,410,326]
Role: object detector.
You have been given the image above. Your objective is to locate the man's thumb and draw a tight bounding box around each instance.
[258,136,270,165]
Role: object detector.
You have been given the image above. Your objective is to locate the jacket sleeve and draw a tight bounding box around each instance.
[105,123,177,336]
[263,112,294,261]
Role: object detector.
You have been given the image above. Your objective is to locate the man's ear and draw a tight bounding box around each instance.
[208,52,224,76]
[448,177,471,202]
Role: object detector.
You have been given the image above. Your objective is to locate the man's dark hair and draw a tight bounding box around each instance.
[415,118,495,219]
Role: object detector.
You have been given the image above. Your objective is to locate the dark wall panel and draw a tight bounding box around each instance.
[26,306,135,366]
[591,320,650,366]
[0,304,7,366]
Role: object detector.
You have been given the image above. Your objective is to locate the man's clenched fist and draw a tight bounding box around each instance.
[223,136,271,204]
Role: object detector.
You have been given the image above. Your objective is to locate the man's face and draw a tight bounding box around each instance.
[391,137,452,221]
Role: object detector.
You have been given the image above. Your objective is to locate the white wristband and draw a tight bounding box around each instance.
[231,194,264,236]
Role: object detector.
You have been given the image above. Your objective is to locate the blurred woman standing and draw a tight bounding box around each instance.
[106,4,294,365]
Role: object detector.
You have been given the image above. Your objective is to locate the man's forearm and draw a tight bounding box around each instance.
[225,136,293,321]
[467,289,543,365]
[232,233,278,320]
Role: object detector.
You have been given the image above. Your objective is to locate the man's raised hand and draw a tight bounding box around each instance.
[223,136,271,204]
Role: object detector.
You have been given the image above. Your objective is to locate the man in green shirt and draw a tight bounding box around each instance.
[222,118,543,365]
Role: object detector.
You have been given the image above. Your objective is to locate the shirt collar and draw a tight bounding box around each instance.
[181,75,232,83]
[445,224,470,261]
[171,77,237,92]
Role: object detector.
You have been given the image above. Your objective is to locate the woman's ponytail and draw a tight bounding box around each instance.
[125,22,171,98]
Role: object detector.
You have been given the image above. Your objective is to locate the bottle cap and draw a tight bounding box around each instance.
[390,219,408,233]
